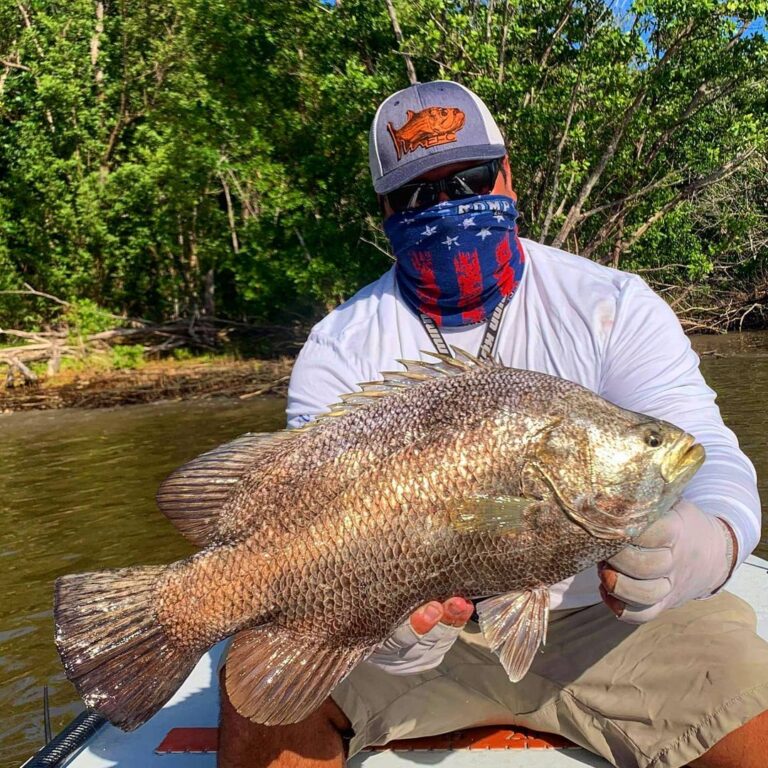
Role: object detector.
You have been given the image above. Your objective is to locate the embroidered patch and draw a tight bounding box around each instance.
[387,107,465,161]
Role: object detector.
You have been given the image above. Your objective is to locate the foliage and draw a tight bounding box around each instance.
[109,343,145,369]
[0,0,766,330]
[64,298,117,340]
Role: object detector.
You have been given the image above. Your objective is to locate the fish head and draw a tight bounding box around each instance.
[526,404,705,541]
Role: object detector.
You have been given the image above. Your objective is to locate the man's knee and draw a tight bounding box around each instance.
[218,665,351,768]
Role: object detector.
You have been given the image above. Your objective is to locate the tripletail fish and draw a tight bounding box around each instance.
[54,350,704,730]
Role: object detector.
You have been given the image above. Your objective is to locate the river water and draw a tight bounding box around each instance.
[1,333,767,766]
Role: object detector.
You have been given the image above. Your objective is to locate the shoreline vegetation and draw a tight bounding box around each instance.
[1,2,766,370]
[1,0,766,412]
[1,289,763,414]
[0,356,294,413]
[0,290,302,413]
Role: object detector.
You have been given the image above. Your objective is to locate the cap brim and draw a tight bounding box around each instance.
[373,144,506,194]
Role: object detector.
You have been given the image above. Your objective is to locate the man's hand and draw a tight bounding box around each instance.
[368,597,475,675]
[599,499,737,624]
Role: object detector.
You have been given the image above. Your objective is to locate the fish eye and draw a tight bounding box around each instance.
[645,430,663,448]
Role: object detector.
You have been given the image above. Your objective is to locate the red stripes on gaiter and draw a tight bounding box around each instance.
[495,233,515,296]
[454,249,484,324]
[410,251,440,319]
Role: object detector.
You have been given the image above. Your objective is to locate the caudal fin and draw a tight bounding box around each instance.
[54,565,203,731]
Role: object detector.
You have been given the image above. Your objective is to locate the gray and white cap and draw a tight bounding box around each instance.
[369,80,506,194]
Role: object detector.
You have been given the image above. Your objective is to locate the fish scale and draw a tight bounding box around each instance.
[54,352,705,731]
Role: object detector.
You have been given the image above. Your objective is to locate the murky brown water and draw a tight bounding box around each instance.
[1,334,767,766]
[0,398,286,766]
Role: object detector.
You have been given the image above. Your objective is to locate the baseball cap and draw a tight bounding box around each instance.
[369,80,506,194]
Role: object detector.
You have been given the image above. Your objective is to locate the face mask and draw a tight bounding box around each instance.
[384,194,525,327]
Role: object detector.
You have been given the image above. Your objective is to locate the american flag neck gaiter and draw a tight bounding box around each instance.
[384,194,525,327]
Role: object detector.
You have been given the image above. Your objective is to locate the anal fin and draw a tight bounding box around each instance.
[476,587,549,682]
[224,626,370,726]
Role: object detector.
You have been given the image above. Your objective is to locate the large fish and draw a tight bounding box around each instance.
[54,351,705,731]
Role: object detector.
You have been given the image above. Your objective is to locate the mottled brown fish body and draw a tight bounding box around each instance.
[54,354,704,731]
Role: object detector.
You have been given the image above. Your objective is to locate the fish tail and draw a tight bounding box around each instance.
[54,565,202,731]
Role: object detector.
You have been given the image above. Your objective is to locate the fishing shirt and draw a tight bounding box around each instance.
[286,238,761,610]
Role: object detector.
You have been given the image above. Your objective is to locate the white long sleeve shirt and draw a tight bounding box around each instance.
[287,238,761,609]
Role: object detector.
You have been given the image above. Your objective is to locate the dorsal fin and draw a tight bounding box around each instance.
[156,432,291,546]
[395,347,498,380]
[293,347,495,434]
[158,347,499,546]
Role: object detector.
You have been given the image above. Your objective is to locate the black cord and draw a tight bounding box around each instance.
[24,710,107,768]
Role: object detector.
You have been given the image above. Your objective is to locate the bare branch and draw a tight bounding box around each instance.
[91,1,104,94]
[644,78,741,168]
[360,235,395,261]
[384,0,417,85]
[0,57,29,72]
[16,3,55,131]
[497,0,511,84]
[540,77,581,241]
[621,148,757,251]
[724,17,751,52]
[1,46,22,102]
[552,17,697,248]
[0,285,70,306]
[220,173,240,254]
[523,0,573,108]
[579,172,679,221]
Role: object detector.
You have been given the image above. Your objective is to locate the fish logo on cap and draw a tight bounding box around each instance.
[386,106,466,161]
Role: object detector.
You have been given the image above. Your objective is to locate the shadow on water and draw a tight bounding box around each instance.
[2,332,768,765]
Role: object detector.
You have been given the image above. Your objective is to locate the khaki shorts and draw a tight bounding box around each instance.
[332,591,768,768]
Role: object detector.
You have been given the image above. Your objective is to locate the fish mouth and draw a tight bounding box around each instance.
[660,434,706,484]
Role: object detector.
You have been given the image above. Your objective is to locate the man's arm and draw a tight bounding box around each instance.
[598,277,760,621]
[286,331,371,429]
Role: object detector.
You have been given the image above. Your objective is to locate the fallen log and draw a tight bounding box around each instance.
[0,358,294,411]
[0,315,304,381]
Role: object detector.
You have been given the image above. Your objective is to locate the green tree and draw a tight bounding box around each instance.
[0,0,766,332]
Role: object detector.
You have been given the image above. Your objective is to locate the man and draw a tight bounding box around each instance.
[220,81,768,768]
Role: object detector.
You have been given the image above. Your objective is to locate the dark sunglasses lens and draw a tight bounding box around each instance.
[387,184,438,212]
[414,186,439,208]
[386,185,418,212]
[387,160,500,212]
[455,162,496,194]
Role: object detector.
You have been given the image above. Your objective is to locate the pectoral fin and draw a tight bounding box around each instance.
[224,626,371,726]
[451,495,537,534]
[476,587,550,682]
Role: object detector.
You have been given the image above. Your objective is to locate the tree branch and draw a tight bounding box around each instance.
[0,285,70,306]
[0,57,29,72]
[523,0,573,108]
[540,77,581,241]
[621,149,756,252]
[384,0,417,85]
[551,17,697,249]
[16,3,55,131]
[220,174,240,254]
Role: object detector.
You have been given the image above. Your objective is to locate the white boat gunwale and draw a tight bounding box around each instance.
[22,555,768,768]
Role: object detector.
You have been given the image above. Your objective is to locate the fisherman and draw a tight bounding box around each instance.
[219,81,767,768]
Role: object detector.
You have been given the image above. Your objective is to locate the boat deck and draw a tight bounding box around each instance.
[30,555,768,768]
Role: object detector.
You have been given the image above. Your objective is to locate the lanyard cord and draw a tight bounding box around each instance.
[419,294,509,361]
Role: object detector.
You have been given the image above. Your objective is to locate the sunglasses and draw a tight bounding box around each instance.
[385,158,502,213]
